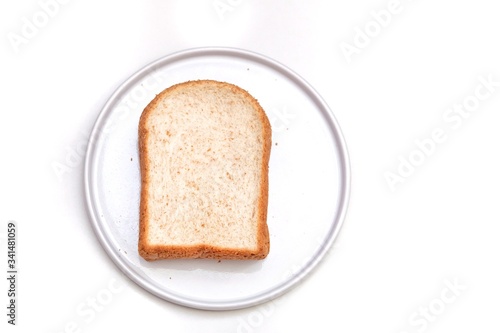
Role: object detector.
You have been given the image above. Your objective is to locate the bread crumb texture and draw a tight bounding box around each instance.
[138,80,271,260]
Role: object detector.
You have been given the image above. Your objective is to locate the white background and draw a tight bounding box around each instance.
[1,0,499,332]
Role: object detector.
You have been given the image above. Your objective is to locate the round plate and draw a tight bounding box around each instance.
[84,47,350,310]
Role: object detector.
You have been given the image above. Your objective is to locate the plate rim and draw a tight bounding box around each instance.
[84,46,351,310]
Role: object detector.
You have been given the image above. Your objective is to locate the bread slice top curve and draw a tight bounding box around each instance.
[138,80,271,261]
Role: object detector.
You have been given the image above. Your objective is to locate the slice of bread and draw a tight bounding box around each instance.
[138,80,271,261]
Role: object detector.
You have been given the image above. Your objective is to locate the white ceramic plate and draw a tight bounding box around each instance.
[84,47,350,310]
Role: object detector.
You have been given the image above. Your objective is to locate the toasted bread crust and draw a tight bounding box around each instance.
[138,80,271,261]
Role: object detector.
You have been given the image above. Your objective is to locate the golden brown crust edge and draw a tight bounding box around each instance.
[138,80,272,261]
